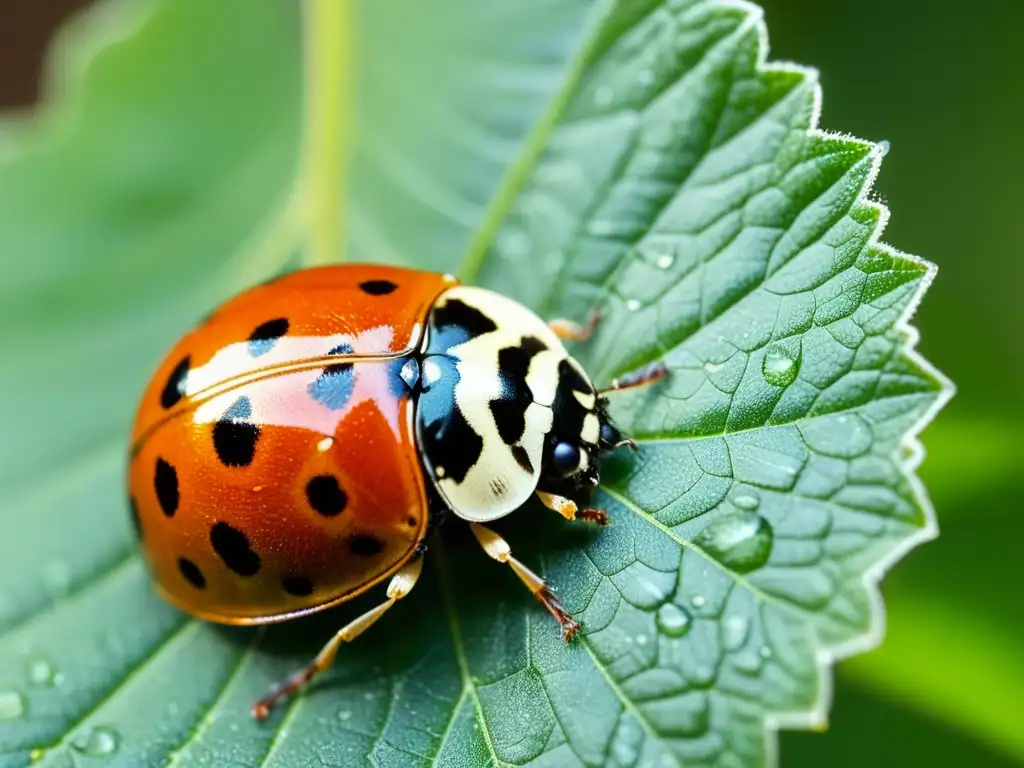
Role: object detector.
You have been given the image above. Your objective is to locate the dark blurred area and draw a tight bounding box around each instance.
[757,1,1024,767]
[2,1,1019,766]
[0,0,90,108]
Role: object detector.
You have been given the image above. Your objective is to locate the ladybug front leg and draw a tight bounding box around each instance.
[536,490,610,526]
[469,522,581,641]
[600,360,669,393]
[548,308,601,342]
[251,556,424,721]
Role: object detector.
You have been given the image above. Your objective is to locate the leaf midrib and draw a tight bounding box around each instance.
[455,0,617,284]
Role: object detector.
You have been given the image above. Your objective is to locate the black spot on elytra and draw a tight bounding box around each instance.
[511,444,534,475]
[129,496,143,540]
[282,575,314,596]
[210,521,261,576]
[178,557,206,589]
[248,317,289,357]
[308,343,355,410]
[348,534,385,557]
[489,336,547,445]
[160,355,190,409]
[213,396,261,467]
[154,458,179,517]
[305,475,347,517]
[359,279,398,296]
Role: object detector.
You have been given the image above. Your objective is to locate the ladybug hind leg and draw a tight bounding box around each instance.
[469,522,581,641]
[547,308,601,342]
[251,556,424,721]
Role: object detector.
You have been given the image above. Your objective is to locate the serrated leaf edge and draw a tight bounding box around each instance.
[711,1,955,758]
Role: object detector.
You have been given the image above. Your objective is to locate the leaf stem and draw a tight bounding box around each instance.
[301,0,354,266]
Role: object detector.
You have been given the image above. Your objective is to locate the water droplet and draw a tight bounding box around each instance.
[760,645,773,658]
[878,139,890,156]
[636,634,648,646]
[229,722,240,733]
[703,360,725,374]
[694,512,774,573]
[637,69,655,86]
[71,725,119,757]
[722,615,750,650]
[594,86,613,106]
[0,690,25,720]
[625,298,642,312]
[656,604,692,637]
[338,709,352,721]
[690,594,706,608]
[655,252,674,269]
[729,488,760,511]
[27,658,56,687]
[761,344,800,387]
[735,650,762,673]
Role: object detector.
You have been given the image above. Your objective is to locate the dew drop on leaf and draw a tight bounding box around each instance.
[655,251,674,269]
[703,360,725,374]
[690,594,706,608]
[693,512,774,573]
[27,658,56,687]
[729,488,761,511]
[71,725,120,757]
[625,298,642,312]
[734,650,763,674]
[0,690,25,720]
[761,344,800,386]
[656,604,692,638]
[722,615,750,650]
[338,709,352,721]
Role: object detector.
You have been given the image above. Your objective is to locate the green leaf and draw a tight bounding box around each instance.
[0,1,950,767]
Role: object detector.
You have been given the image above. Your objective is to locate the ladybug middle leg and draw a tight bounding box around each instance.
[251,556,424,720]
[469,522,581,641]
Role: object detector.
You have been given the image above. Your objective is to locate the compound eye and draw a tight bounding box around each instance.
[600,423,621,446]
[552,442,582,476]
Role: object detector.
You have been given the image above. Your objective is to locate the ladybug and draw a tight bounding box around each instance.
[128,265,666,719]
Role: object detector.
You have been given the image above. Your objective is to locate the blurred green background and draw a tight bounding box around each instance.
[0,0,1020,766]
